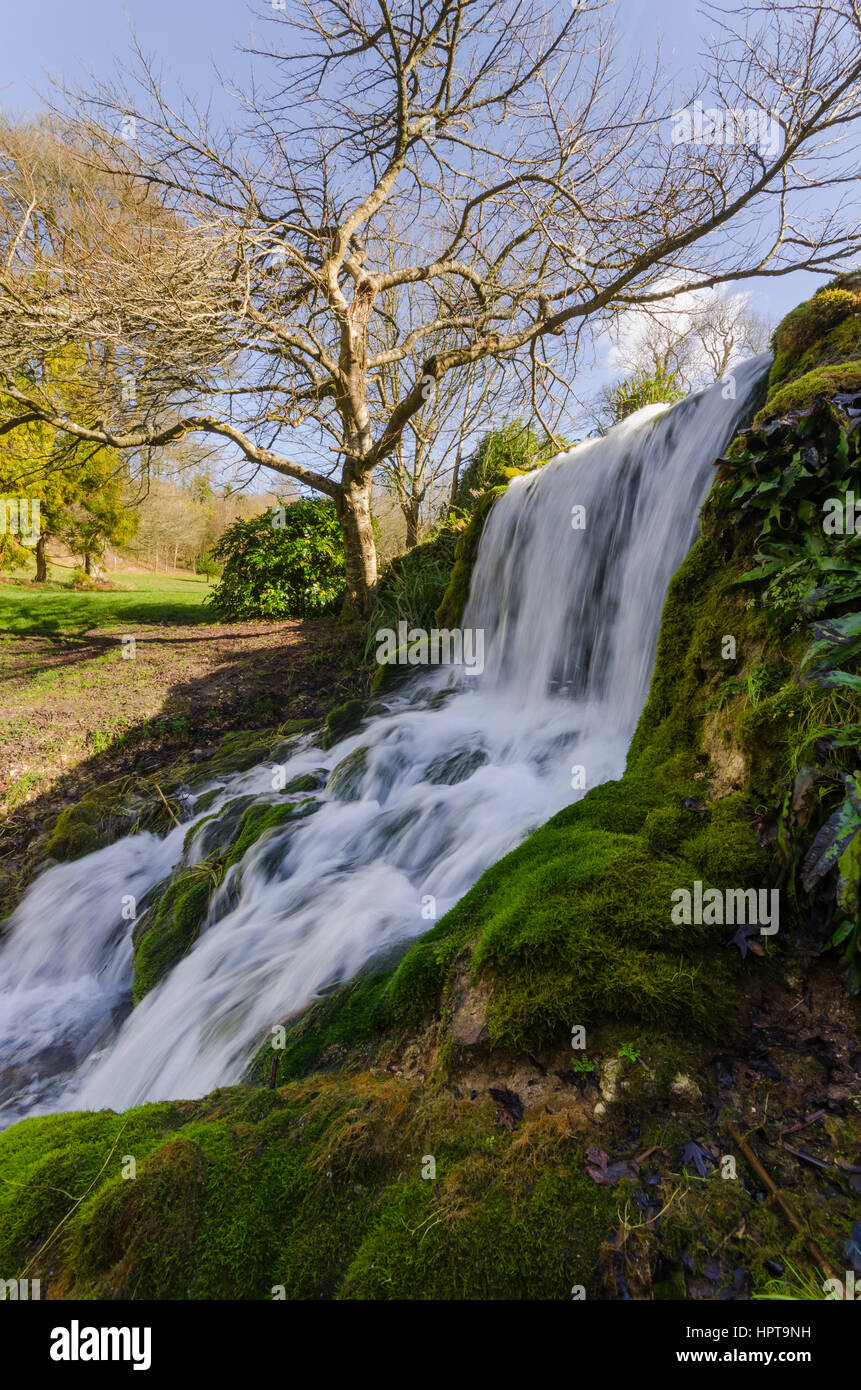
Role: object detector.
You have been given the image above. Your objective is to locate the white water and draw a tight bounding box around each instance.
[0,358,768,1124]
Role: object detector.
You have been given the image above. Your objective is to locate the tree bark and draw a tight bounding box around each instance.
[34,534,47,582]
[337,473,377,617]
[404,503,420,550]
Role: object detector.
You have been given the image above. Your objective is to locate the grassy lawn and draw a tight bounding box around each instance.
[0,559,214,635]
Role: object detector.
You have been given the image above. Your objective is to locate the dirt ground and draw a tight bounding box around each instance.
[0,617,364,858]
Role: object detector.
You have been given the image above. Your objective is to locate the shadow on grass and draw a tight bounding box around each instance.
[0,612,365,893]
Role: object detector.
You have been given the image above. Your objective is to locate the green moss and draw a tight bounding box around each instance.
[282,770,327,794]
[680,807,768,885]
[223,800,310,870]
[203,731,276,775]
[184,795,256,859]
[642,806,694,848]
[466,830,737,1049]
[0,1078,617,1301]
[326,745,369,800]
[773,287,858,361]
[132,869,215,1003]
[42,800,103,862]
[755,361,861,426]
[323,699,365,748]
[0,1104,184,1276]
[342,1168,615,1299]
[435,487,505,629]
[68,1136,210,1297]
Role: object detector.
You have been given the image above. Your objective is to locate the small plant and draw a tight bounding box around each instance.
[753,1261,828,1301]
[570,1056,595,1074]
[617,1042,641,1063]
[450,420,555,515]
[195,550,220,580]
[600,364,685,426]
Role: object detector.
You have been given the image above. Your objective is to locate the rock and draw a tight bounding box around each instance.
[671,1073,703,1105]
[593,1102,607,1120]
[450,974,490,1049]
[599,1056,622,1104]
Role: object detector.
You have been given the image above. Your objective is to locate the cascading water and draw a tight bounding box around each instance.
[0,356,769,1127]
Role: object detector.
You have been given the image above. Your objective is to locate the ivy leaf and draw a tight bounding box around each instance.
[800,611,861,682]
[808,669,861,694]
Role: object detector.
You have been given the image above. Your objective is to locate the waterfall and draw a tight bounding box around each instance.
[0,357,769,1125]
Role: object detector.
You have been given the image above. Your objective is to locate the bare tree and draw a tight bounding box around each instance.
[372,270,510,544]
[1,0,860,613]
[605,287,774,393]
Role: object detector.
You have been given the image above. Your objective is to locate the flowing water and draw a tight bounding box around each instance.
[0,357,768,1127]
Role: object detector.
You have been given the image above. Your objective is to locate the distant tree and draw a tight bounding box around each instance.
[606,289,773,395]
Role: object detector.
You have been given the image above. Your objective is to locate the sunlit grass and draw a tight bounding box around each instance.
[0,558,213,633]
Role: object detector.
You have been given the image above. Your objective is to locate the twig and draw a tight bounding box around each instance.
[778,1108,826,1139]
[780,1142,830,1172]
[726,1123,838,1281]
[153,781,181,829]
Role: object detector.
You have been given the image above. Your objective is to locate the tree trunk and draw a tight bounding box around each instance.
[34,534,47,583]
[404,503,420,550]
[85,552,93,576]
[450,449,462,510]
[338,474,378,617]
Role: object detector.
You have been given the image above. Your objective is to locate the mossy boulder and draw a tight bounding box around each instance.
[323,699,365,748]
[436,486,506,629]
[132,869,216,1003]
[0,1079,617,1300]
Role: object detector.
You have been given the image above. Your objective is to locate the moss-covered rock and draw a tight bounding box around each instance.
[0,1078,618,1300]
[132,868,216,1003]
[323,699,365,748]
[436,487,506,629]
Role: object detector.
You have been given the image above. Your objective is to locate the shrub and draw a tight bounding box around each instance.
[364,524,460,662]
[450,420,552,514]
[600,364,685,425]
[195,550,221,580]
[207,499,345,619]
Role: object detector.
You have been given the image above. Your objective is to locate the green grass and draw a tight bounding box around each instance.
[0,559,214,633]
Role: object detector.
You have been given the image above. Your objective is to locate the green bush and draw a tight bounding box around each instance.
[195,550,220,579]
[601,365,685,425]
[450,420,551,514]
[206,499,345,619]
